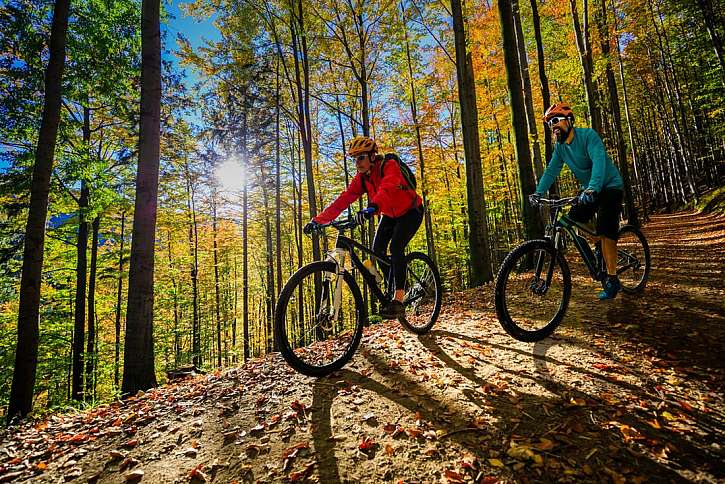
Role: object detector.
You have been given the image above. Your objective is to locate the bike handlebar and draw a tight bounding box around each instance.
[530,196,579,208]
[309,218,361,234]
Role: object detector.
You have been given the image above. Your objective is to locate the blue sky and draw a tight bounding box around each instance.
[163,0,220,81]
[163,0,220,126]
[0,1,218,173]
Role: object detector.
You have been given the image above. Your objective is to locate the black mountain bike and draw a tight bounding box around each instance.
[274,218,442,377]
[495,196,651,342]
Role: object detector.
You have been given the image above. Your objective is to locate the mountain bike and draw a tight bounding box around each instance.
[495,196,651,342]
[274,217,442,377]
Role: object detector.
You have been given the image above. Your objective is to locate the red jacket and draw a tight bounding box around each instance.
[313,158,422,224]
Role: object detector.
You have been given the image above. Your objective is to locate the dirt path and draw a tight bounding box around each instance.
[1,210,723,483]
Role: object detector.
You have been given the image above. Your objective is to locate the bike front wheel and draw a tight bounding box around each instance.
[617,225,651,294]
[495,240,572,342]
[399,252,443,334]
[274,261,365,377]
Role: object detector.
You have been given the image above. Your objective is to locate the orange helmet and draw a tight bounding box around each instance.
[543,102,574,122]
[347,136,377,156]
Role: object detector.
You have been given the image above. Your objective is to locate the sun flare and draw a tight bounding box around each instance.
[215,158,246,193]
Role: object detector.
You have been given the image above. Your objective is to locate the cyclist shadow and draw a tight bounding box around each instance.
[529,334,724,469]
[309,350,548,483]
[309,334,690,482]
[415,329,722,475]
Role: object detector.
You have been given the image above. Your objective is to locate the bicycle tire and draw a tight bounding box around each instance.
[495,240,572,342]
[399,252,443,335]
[274,261,365,377]
[617,225,651,294]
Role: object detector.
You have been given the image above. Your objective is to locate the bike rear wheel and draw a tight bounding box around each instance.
[399,252,442,334]
[495,240,572,342]
[617,225,651,294]
[274,261,365,377]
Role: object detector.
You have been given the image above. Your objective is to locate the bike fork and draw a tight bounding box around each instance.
[532,239,558,294]
[325,248,349,323]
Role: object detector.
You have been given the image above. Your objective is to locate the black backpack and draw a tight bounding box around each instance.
[362,153,417,193]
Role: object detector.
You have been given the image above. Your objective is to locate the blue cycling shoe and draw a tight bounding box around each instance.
[598,276,621,300]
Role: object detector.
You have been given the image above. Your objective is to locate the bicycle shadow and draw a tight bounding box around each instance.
[416,329,721,477]
[530,335,724,474]
[309,333,692,482]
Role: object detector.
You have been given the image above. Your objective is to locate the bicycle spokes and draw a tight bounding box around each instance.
[616,227,650,292]
[400,253,442,334]
[503,247,567,334]
[282,269,358,368]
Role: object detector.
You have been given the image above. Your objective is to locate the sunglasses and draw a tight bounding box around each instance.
[353,154,368,162]
[547,116,568,128]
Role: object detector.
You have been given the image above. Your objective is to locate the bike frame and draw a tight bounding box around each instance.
[540,198,606,283]
[318,221,393,323]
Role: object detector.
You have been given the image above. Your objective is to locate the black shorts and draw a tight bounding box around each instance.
[567,189,623,240]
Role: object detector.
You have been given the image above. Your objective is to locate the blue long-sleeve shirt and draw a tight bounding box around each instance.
[535,128,624,195]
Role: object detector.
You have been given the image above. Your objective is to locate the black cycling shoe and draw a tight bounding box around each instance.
[379,300,405,320]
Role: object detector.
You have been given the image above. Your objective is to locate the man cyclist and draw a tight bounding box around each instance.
[303,136,424,319]
[530,102,625,300]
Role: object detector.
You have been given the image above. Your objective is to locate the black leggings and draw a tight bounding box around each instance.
[372,205,424,290]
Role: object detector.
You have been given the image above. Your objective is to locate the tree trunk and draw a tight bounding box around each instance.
[275,58,283,296]
[402,6,437,264]
[530,0,553,164]
[696,0,725,76]
[167,230,180,367]
[185,162,200,367]
[451,0,493,286]
[212,198,222,367]
[8,0,71,421]
[570,0,601,131]
[85,215,99,401]
[122,0,160,395]
[262,172,276,352]
[242,114,250,362]
[504,0,544,240]
[114,211,125,389]
[595,0,638,225]
[512,0,544,180]
[290,0,320,265]
[72,179,88,401]
[232,254,238,363]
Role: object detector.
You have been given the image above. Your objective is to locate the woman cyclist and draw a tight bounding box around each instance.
[303,136,424,319]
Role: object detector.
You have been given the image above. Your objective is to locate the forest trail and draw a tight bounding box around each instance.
[1,210,723,483]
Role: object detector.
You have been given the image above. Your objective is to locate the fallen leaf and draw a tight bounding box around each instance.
[289,462,315,482]
[444,469,465,483]
[188,464,208,482]
[507,442,534,461]
[488,458,505,467]
[182,447,198,458]
[679,401,694,412]
[290,400,306,413]
[281,443,309,460]
[109,450,127,461]
[119,457,140,471]
[358,436,376,452]
[535,438,555,451]
[124,469,144,482]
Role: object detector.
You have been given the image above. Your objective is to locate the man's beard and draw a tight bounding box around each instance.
[554,126,569,142]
